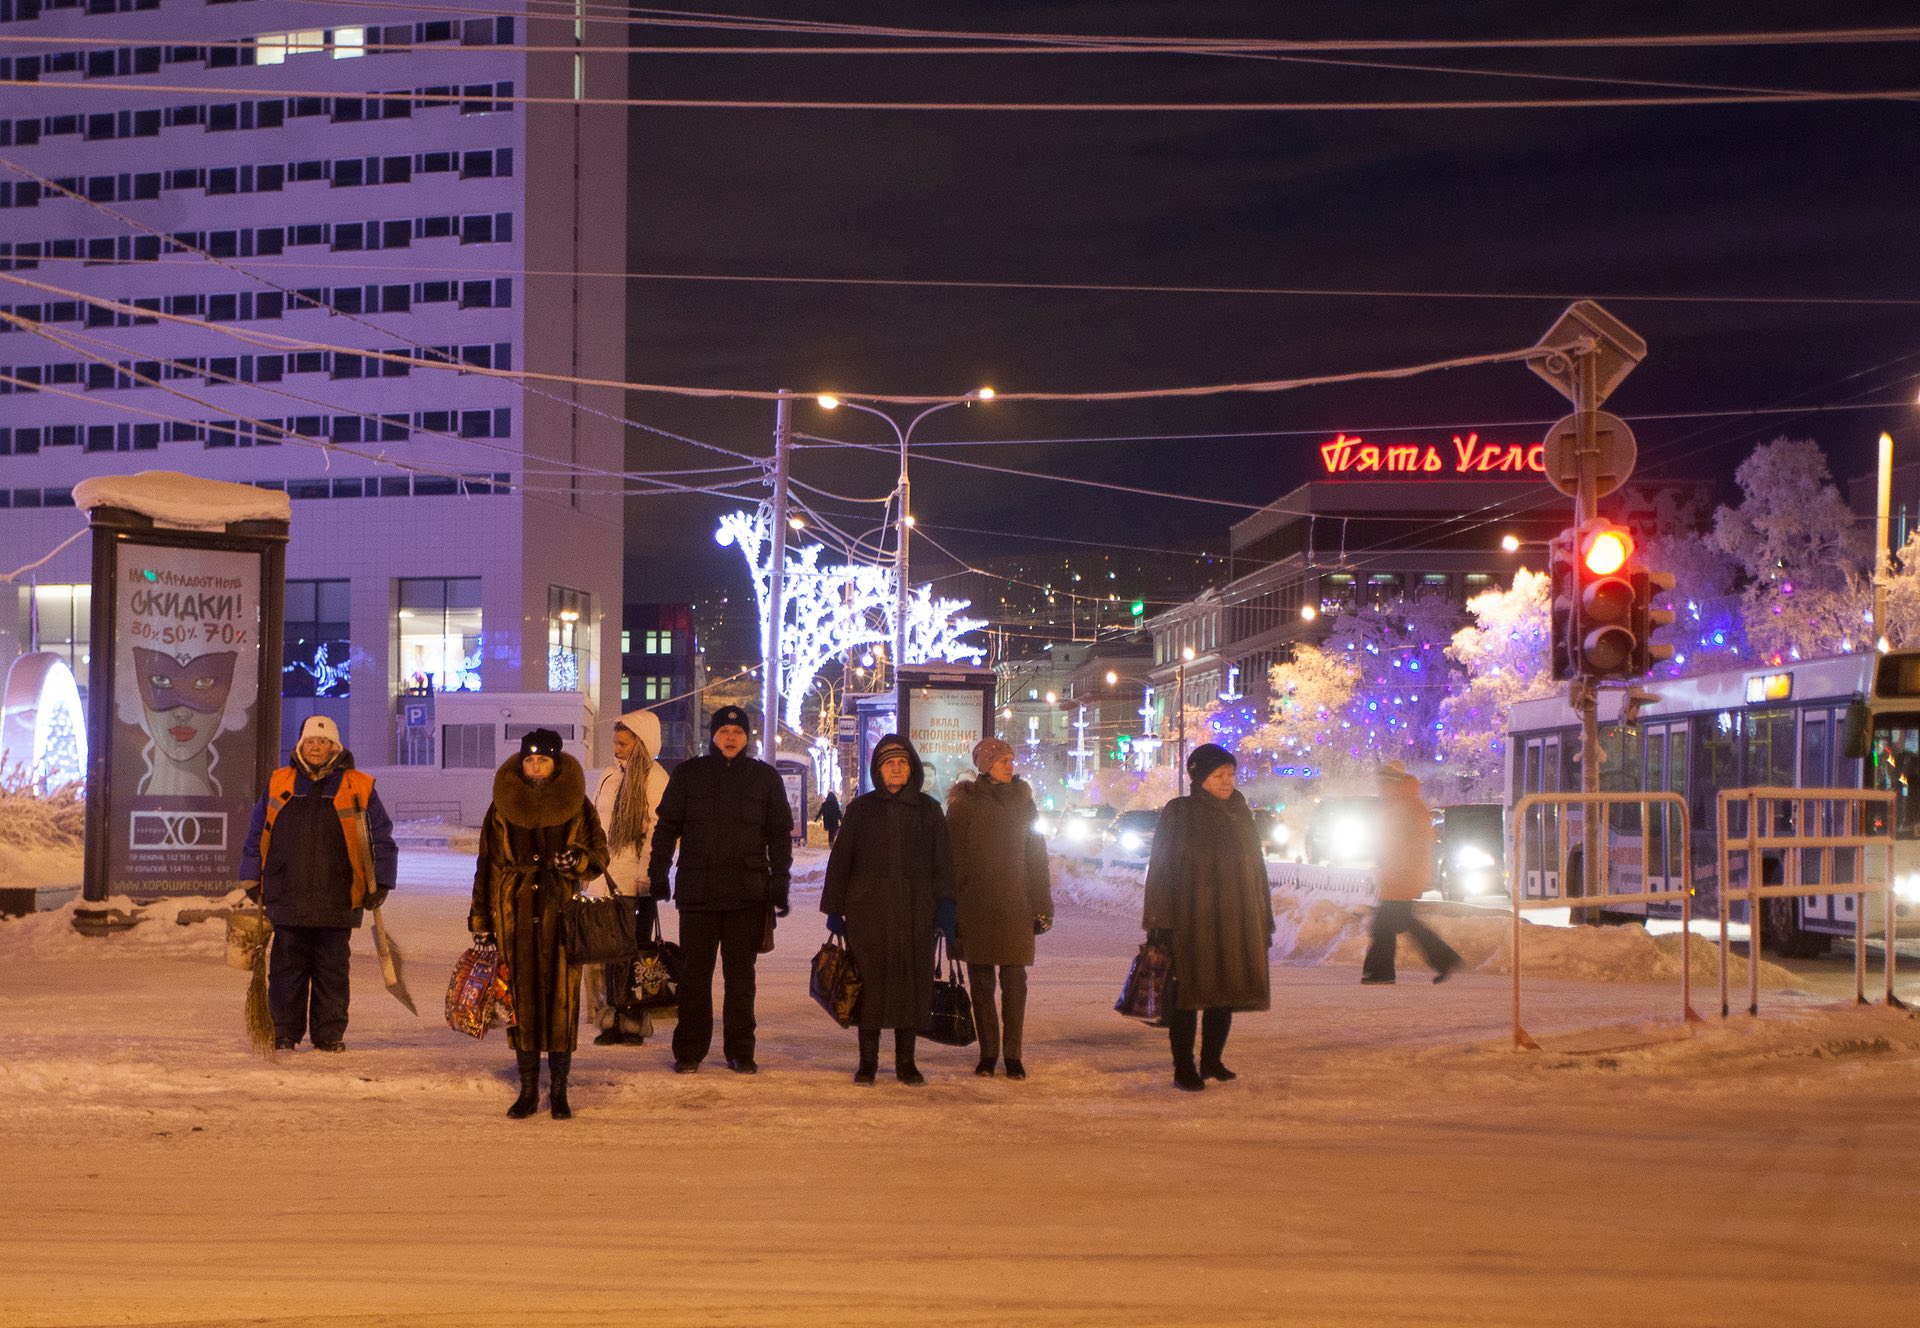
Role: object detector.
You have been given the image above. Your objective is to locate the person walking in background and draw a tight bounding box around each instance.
[945,736,1052,1080]
[589,710,670,1045]
[1362,761,1461,986]
[648,705,793,1075]
[821,734,956,1085]
[1142,743,1273,1093]
[239,715,397,1054]
[469,729,609,1119]
[818,788,843,845]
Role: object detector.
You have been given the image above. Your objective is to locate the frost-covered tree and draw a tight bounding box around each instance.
[1318,596,1462,781]
[1438,568,1557,802]
[1710,437,1871,663]
[1245,642,1359,784]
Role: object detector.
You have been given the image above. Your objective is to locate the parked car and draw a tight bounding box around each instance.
[1107,808,1161,862]
[1432,802,1506,901]
[1249,808,1294,860]
[1052,804,1116,853]
[1303,796,1382,868]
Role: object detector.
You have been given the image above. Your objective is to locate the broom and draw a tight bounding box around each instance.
[244,937,277,1057]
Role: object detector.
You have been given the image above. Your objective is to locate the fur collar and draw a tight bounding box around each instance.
[491,752,587,828]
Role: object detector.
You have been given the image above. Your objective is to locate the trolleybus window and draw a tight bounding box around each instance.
[1869,719,1920,838]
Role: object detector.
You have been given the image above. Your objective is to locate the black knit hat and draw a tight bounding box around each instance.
[710,704,751,738]
[1185,742,1236,786]
[519,727,564,759]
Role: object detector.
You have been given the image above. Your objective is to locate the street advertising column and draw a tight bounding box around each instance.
[896,665,996,806]
[76,474,288,906]
[774,757,810,845]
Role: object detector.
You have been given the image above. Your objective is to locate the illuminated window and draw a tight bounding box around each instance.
[397,576,482,693]
[547,585,592,693]
[620,630,631,653]
[283,578,350,698]
[621,676,630,701]
[333,27,365,58]
[643,629,674,654]
[643,676,671,702]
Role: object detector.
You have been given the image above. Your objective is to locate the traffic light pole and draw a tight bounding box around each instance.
[1574,351,1603,918]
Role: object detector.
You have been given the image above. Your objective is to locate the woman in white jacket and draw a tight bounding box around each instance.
[590,709,670,1044]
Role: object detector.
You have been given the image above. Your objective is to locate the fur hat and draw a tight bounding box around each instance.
[298,715,341,747]
[971,736,1014,774]
[518,727,564,759]
[710,704,751,738]
[1185,742,1236,787]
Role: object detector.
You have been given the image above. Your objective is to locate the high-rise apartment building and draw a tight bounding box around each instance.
[0,1,628,766]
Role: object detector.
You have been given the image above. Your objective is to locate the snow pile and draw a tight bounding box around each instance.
[1052,856,1798,988]
[0,893,232,962]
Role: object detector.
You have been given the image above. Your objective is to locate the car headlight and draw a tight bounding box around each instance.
[1270,824,1290,846]
[1896,874,1920,902]
[1033,816,1053,836]
[1454,845,1495,871]
[1120,831,1145,853]
[1065,819,1090,841]
[1332,816,1372,863]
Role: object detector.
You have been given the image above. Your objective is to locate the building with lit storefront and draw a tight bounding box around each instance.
[0,2,628,794]
[1141,431,1567,745]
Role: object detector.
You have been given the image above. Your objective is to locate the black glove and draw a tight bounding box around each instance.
[634,896,659,934]
[471,928,495,946]
[649,879,671,902]
[1033,914,1053,936]
[242,884,262,905]
[771,883,790,918]
[826,913,846,936]
[364,887,391,911]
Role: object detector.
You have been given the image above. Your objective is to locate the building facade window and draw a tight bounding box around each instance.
[397,576,481,692]
[642,675,671,702]
[546,585,591,693]
[642,629,673,654]
[16,582,90,692]
[282,577,350,698]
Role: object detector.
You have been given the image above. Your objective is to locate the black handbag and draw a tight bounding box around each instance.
[920,934,977,1047]
[809,935,862,1028]
[627,916,684,1012]
[561,891,638,965]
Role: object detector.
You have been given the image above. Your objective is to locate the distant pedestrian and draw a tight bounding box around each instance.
[945,736,1052,1080]
[1142,744,1273,1092]
[821,734,956,1085]
[648,705,793,1074]
[1361,761,1460,985]
[589,710,670,1045]
[469,729,609,1119]
[238,715,397,1053]
[818,789,843,845]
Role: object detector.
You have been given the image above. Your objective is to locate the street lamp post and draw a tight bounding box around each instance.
[1177,645,1195,792]
[816,389,992,693]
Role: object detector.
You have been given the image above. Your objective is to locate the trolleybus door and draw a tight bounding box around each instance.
[1645,721,1689,907]
[1520,736,1561,901]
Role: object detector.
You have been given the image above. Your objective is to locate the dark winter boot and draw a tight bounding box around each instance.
[548,1052,572,1120]
[1169,1018,1204,1093]
[895,1030,925,1086]
[854,1028,880,1085]
[507,1050,541,1119]
[1199,1009,1236,1082]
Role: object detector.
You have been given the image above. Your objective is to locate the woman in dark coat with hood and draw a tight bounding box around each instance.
[469,729,609,1119]
[1141,743,1273,1092]
[945,736,1053,1079]
[820,734,956,1084]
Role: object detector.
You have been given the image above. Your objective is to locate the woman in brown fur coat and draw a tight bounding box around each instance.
[469,728,609,1119]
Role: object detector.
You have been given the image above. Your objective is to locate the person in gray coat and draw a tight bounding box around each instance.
[945,736,1053,1080]
[820,734,956,1085]
[1142,743,1273,1092]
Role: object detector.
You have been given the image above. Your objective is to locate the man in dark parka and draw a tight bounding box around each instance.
[820,734,956,1084]
[648,705,793,1074]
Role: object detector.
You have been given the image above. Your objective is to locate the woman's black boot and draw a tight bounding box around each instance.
[1169,1015,1204,1092]
[1200,1009,1237,1082]
[507,1050,541,1118]
[895,1030,925,1085]
[854,1028,880,1085]
[548,1051,573,1120]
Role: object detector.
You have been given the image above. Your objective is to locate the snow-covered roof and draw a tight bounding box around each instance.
[72,471,290,532]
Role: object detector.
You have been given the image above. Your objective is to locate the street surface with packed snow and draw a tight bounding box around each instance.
[3,844,1918,1327]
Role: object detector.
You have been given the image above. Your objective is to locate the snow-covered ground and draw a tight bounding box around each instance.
[4,845,1918,1327]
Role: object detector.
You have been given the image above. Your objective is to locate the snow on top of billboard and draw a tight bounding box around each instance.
[73,471,290,531]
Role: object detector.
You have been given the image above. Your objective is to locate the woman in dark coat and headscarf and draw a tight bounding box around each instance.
[820,734,956,1085]
[1141,743,1273,1092]
[469,729,609,1119]
[945,736,1053,1080]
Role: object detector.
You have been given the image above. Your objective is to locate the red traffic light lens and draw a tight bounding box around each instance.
[1583,527,1633,576]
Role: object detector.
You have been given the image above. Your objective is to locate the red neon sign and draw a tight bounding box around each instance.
[1318,432,1546,478]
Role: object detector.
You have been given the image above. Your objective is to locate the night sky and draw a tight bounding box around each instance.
[616,2,1920,602]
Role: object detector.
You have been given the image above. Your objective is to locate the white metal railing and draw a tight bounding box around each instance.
[1714,787,1901,1016]
[1508,791,1700,1050]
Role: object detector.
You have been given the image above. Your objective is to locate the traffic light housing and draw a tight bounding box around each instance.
[1631,566,1677,676]
[1577,521,1636,678]
[1548,527,1579,681]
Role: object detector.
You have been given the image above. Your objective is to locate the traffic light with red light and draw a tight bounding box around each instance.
[1577,521,1637,678]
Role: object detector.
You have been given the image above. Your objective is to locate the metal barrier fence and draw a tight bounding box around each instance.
[1508,791,1700,1050]
[1715,787,1901,1017]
